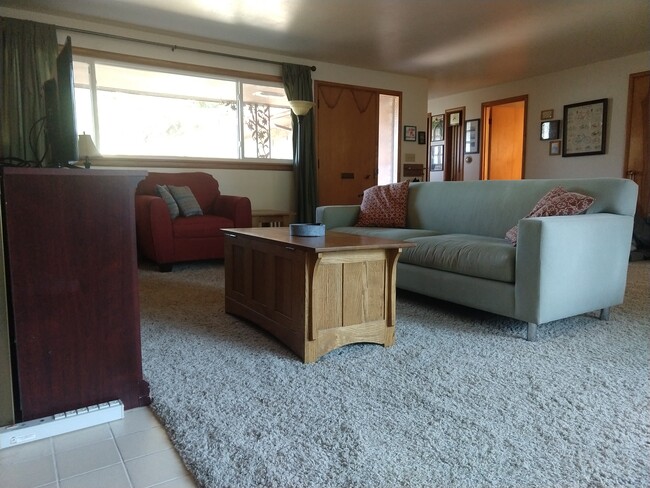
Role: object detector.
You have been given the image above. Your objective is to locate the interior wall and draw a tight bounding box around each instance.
[428,51,650,180]
[1,7,429,213]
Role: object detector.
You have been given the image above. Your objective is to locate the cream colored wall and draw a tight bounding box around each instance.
[428,51,650,180]
[1,7,429,214]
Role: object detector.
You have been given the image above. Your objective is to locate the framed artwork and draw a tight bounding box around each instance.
[540,109,554,120]
[418,131,426,144]
[431,114,444,141]
[562,98,608,157]
[431,144,444,171]
[549,140,561,156]
[404,125,417,141]
[540,120,560,140]
[465,119,480,153]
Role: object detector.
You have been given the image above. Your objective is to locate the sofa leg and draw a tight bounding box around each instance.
[159,263,173,272]
[599,307,611,321]
[526,323,538,341]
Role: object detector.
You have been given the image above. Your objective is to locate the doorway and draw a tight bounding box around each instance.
[315,81,401,206]
[624,70,650,257]
[481,96,527,180]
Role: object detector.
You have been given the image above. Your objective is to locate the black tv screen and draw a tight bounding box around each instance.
[45,36,78,167]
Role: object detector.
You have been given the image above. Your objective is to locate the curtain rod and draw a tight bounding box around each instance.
[57,25,317,71]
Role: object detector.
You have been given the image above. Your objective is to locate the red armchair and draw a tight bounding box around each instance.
[135,172,252,271]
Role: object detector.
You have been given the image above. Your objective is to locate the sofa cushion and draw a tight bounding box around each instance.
[172,215,234,239]
[356,181,409,228]
[331,226,441,241]
[401,234,516,283]
[505,187,595,245]
[168,185,204,217]
[156,185,180,219]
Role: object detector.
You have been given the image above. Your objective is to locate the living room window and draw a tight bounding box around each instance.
[73,57,293,163]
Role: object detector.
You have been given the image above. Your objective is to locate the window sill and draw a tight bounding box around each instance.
[88,156,293,171]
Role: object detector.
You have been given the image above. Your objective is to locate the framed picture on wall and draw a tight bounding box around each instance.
[562,98,608,156]
[404,125,417,141]
[431,144,444,171]
[431,114,444,141]
[540,120,560,140]
[549,140,561,156]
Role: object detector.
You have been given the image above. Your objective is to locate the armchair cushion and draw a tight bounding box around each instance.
[168,185,203,217]
[156,185,180,219]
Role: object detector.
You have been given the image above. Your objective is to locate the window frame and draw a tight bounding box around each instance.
[72,47,293,171]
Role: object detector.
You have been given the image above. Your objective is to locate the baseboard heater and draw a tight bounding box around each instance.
[0,399,124,449]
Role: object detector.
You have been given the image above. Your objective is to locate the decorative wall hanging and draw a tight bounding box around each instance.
[562,98,608,157]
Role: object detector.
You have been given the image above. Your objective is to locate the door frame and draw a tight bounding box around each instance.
[480,95,528,180]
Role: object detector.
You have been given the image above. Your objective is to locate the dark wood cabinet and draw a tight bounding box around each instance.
[0,167,150,422]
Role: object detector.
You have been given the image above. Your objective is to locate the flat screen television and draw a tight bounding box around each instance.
[44,36,79,167]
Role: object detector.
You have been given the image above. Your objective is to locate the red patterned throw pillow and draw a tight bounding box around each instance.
[356,180,410,228]
[505,187,595,246]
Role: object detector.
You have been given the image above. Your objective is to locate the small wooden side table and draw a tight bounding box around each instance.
[251,209,294,227]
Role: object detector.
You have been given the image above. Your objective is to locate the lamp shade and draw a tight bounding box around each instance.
[289,100,315,116]
[77,133,100,158]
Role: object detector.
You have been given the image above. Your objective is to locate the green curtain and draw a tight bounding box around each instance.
[281,63,317,223]
[0,17,58,164]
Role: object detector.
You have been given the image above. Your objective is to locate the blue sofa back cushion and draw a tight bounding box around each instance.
[406,178,636,238]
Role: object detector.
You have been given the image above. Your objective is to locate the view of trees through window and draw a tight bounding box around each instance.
[73,59,293,161]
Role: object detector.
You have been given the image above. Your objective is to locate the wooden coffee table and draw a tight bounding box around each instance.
[223,228,415,363]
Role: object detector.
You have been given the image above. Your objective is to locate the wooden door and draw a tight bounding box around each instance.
[481,96,527,180]
[624,71,650,220]
[316,82,379,205]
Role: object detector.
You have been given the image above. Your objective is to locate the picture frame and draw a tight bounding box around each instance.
[418,131,426,144]
[431,144,444,171]
[562,98,608,157]
[549,140,561,156]
[404,125,417,142]
[540,120,560,140]
[431,114,444,142]
[464,119,480,153]
[540,109,554,120]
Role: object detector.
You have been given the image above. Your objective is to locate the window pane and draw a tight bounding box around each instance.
[72,59,292,161]
[242,83,292,159]
[95,64,236,100]
[74,87,95,140]
[96,90,239,157]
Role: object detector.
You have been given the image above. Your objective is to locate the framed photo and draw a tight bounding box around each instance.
[418,131,426,144]
[540,120,560,140]
[404,125,417,142]
[540,109,554,120]
[562,98,608,157]
[464,119,480,153]
[549,140,561,156]
[431,144,444,171]
[431,114,444,142]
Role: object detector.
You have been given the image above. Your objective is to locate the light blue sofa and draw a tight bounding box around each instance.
[316,178,638,340]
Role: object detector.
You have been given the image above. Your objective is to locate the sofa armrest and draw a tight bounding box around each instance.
[315,205,360,229]
[515,213,634,325]
[212,195,252,227]
[135,195,175,263]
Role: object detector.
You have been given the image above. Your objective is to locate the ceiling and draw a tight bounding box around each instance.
[5,0,650,97]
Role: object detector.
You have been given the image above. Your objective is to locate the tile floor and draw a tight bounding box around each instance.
[0,406,197,488]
